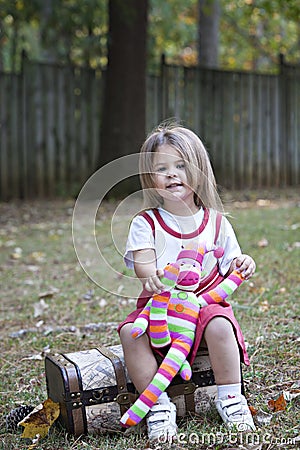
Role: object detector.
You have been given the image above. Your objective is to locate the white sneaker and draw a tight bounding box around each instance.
[215,394,256,431]
[146,402,177,443]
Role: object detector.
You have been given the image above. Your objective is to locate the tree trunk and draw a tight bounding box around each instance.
[40,0,57,62]
[99,0,148,175]
[198,0,220,68]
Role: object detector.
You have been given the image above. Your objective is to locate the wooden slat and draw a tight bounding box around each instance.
[0,60,299,200]
[0,75,9,200]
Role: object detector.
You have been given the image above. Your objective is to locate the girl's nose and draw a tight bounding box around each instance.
[166,169,176,178]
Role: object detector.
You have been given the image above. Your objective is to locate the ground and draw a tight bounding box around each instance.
[0,188,299,449]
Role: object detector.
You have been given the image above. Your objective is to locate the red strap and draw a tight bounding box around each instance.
[140,212,155,236]
[153,208,210,239]
[214,212,222,244]
[141,209,222,242]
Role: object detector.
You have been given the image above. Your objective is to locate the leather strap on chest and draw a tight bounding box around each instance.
[96,347,130,415]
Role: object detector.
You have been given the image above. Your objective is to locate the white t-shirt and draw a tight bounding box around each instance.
[124,207,241,277]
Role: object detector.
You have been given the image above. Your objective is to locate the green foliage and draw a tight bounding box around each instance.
[148,0,198,68]
[0,0,299,73]
[0,0,108,71]
[221,0,300,71]
[148,0,300,71]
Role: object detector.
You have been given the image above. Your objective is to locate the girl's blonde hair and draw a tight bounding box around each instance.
[139,122,224,213]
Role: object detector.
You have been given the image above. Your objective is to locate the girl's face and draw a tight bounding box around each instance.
[152,145,197,214]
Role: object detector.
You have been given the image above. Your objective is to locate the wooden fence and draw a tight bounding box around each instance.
[0,58,299,200]
[0,61,103,199]
[148,62,300,189]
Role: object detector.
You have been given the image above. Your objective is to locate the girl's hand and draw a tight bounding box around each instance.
[234,254,256,280]
[144,268,165,294]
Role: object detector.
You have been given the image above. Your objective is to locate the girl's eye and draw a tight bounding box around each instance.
[177,163,185,169]
[156,167,166,172]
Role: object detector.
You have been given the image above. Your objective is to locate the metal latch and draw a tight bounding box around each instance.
[183,383,196,395]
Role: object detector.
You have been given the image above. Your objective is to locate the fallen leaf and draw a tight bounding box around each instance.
[82,289,94,300]
[38,288,59,299]
[276,287,286,294]
[282,389,300,401]
[11,247,23,259]
[255,409,273,425]
[26,265,40,272]
[257,238,269,248]
[249,405,258,416]
[117,284,124,294]
[18,398,60,439]
[291,223,300,230]
[268,392,287,412]
[33,299,49,318]
[291,241,300,249]
[99,298,107,307]
[21,354,43,361]
[28,434,41,449]
[256,199,271,207]
[29,251,46,263]
[255,335,264,345]
[4,239,17,247]
[259,300,269,312]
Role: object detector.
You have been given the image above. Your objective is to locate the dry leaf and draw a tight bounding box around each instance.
[21,354,43,361]
[38,288,59,299]
[282,389,300,401]
[4,239,17,247]
[26,265,40,273]
[11,247,23,259]
[99,298,107,307]
[259,300,269,312]
[268,392,287,412]
[255,409,273,425]
[28,434,41,449]
[33,299,49,318]
[29,251,46,263]
[249,405,258,416]
[257,238,269,248]
[256,199,271,207]
[18,398,60,439]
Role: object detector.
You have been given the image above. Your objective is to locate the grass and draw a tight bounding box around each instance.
[0,189,299,450]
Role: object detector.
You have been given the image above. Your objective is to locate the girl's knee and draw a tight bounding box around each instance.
[119,323,133,344]
[120,323,150,351]
[205,317,235,340]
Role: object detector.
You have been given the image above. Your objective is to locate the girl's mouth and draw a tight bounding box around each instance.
[166,181,183,189]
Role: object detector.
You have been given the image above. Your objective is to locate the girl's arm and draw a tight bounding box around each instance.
[227,254,256,280]
[133,249,165,294]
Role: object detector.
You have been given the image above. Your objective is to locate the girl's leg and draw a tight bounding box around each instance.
[204,316,255,430]
[120,323,158,392]
[120,323,178,441]
[204,316,241,385]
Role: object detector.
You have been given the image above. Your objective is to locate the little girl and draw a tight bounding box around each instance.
[118,123,256,443]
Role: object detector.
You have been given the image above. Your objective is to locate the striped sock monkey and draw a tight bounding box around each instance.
[120,242,245,428]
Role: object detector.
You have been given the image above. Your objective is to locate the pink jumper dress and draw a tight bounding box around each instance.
[118,208,249,366]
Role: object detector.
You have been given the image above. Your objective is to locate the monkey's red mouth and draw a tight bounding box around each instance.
[177,270,200,289]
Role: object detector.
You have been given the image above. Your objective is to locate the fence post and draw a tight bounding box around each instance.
[160,53,167,121]
[21,51,28,199]
[278,54,288,186]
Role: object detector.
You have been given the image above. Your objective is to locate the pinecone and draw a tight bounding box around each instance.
[6,405,34,431]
